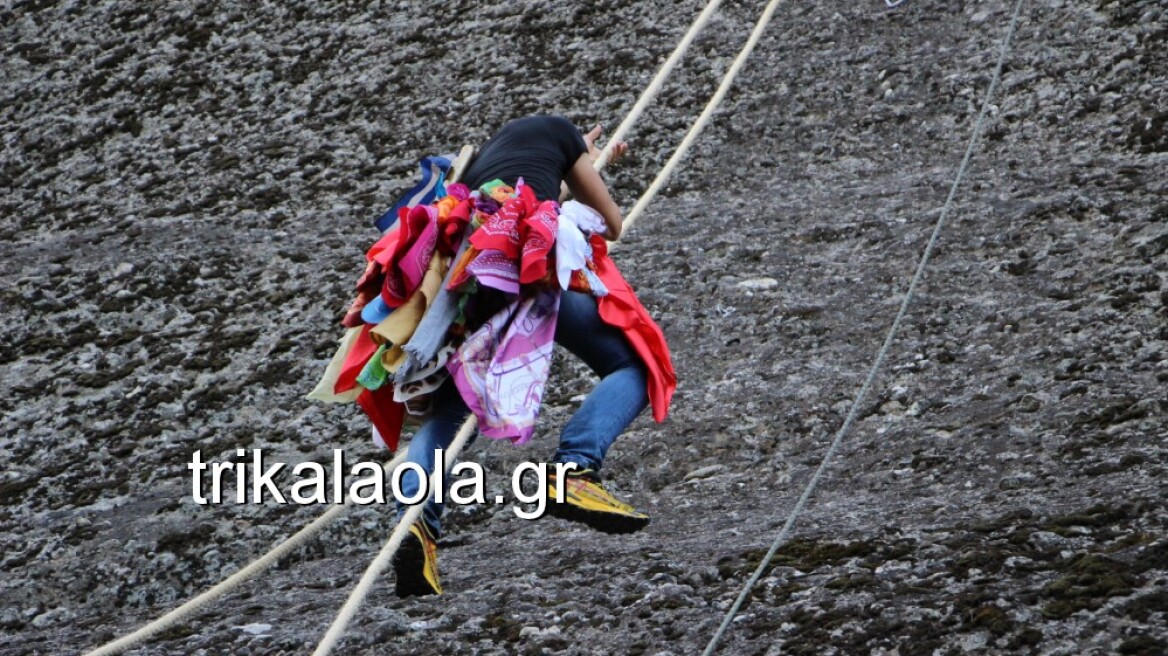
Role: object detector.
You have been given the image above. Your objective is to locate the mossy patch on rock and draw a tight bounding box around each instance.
[1117,634,1167,656]
[1041,553,1140,619]
[1120,589,1168,622]
[824,573,878,591]
[717,537,904,580]
[483,612,523,643]
[1042,501,1145,537]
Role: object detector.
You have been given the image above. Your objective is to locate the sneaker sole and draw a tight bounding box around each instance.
[545,498,650,535]
[392,533,441,598]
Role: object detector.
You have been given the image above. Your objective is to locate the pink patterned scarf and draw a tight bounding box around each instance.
[446,290,560,443]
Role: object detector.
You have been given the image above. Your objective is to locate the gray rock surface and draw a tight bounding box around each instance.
[2,0,1166,654]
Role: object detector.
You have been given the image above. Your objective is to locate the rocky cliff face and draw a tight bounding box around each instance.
[1,0,1165,654]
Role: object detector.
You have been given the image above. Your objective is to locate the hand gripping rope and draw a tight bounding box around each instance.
[701,1,1028,653]
[83,1,730,653]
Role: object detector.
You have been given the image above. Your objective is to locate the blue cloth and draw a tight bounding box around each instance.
[396,290,649,537]
[361,295,392,325]
[374,153,456,232]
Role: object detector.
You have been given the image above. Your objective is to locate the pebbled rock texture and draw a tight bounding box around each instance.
[1,0,1166,654]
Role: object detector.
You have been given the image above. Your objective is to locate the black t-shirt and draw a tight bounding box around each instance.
[461,116,588,202]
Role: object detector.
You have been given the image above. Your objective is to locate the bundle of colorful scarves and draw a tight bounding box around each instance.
[309,178,676,452]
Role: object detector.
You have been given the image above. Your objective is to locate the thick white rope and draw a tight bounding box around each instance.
[620,0,789,236]
[311,418,477,656]
[83,451,409,656]
[700,1,1027,653]
[594,0,725,170]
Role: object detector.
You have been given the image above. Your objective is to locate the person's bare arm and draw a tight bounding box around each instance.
[565,154,623,240]
[563,124,629,240]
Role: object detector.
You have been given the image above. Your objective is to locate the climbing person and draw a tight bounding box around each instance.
[309,116,675,597]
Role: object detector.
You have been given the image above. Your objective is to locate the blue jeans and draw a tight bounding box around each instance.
[396,290,649,536]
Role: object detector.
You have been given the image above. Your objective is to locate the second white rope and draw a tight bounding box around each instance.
[621,0,789,236]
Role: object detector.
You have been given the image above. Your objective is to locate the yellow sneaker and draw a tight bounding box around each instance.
[546,468,650,534]
[392,522,442,597]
